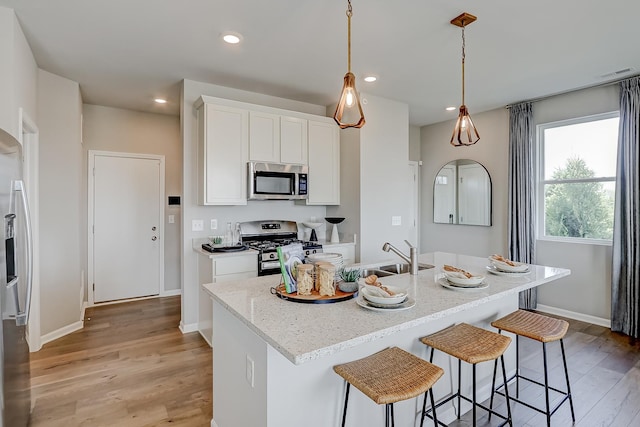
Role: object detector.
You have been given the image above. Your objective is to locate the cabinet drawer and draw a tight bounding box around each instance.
[214,255,257,276]
[214,271,257,283]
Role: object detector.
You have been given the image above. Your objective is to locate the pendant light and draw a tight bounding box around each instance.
[333,0,365,129]
[450,12,479,146]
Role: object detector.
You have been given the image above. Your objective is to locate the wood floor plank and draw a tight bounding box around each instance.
[28,296,212,427]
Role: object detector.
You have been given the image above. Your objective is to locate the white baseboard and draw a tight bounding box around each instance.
[211,419,218,427]
[80,301,88,321]
[180,322,198,334]
[41,320,84,346]
[161,288,182,297]
[199,330,213,347]
[537,304,611,328]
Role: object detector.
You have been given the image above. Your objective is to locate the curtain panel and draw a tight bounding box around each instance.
[611,76,640,339]
[508,102,537,309]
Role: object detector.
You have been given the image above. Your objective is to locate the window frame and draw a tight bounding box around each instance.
[536,111,619,245]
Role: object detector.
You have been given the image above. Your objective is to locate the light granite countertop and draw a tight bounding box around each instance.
[202,252,570,365]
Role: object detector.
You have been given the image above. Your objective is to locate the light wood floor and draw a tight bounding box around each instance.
[28,298,640,426]
[28,296,212,426]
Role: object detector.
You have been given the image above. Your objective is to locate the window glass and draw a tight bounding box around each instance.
[539,114,618,242]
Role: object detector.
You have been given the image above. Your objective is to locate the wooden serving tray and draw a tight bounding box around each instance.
[270,283,357,304]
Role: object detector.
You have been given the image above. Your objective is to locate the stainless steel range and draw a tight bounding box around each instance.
[239,220,323,276]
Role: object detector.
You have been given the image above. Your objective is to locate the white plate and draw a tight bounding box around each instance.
[486,265,531,276]
[356,294,415,311]
[438,277,489,292]
[488,256,529,272]
[443,271,485,286]
[361,287,407,305]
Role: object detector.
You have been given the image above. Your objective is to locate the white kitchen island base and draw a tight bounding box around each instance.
[205,252,570,427]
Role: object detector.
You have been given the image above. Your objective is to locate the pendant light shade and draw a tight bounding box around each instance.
[450,12,479,147]
[334,0,365,129]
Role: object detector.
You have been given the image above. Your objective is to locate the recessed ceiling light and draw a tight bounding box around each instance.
[154,98,167,104]
[222,33,242,44]
[446,106,456,111]
[364,76,377,83]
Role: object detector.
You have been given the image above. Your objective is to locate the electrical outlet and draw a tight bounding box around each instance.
[392,216,402,226]
[211,219,218,230]
[246,355,255,387]
[192,219,204,231]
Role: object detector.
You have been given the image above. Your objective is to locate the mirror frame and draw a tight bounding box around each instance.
[433,159,492,226]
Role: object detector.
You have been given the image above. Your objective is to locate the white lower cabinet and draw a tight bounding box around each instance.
[198,252,258,346]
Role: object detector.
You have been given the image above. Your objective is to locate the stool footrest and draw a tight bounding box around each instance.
[423,392,511,427]
[494,373,572,417]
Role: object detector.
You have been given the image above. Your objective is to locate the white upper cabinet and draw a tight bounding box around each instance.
[249,112,280,163]
[249,113,308,165]
[197,103,248,205]
[307,120,340,205]
[280,116,308,164]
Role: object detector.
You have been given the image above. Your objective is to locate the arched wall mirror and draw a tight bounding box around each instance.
[433,159,492,226]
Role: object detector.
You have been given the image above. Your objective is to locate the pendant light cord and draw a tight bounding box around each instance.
[461,23,466,106]
[347,0,353,73]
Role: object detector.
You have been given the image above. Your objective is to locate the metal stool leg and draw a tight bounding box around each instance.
[458,358,462,419]
[391,403,395,427]
[500,354,513,427]
[472,363,477,427]
[341,382,350,427]
[542,343,551,427]
[560,338,575,422]
[429,388,439,427]
[488,357,499,420]
[515,335,520,398]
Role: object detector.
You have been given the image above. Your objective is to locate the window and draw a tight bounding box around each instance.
[538,112,618,243]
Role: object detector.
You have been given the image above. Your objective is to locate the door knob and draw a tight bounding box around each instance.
[152,236,157,241]
[152,226,157,231]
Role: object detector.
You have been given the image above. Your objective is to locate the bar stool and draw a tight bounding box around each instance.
[489,309,575,426]
[420,323,513,427]
[333,346,444,427]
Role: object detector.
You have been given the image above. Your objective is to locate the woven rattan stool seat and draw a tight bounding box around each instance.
[491,310,568,343]
[333,346,444,405]
[420,323,511,364]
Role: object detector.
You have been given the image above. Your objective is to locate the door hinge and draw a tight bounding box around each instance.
[92,283,95,291]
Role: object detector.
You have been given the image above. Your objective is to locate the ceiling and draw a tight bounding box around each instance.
[2,0,639,126]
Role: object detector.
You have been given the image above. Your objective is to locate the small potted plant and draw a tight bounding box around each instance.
[338,268,361,292]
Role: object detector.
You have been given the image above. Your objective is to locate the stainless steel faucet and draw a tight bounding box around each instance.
[382,240,418,275]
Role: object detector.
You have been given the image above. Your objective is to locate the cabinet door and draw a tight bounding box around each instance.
[280,116,308,165]
[198,104,248,205]
[249,111,280,162]
[307,120,340,205]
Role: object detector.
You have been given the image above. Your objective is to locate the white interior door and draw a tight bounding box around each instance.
[458,163,490,225]
[92,153,163,303]
[433,165,456,223]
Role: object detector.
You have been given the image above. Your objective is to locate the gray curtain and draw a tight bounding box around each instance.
[611,76,640,338]
[508,102,537,309]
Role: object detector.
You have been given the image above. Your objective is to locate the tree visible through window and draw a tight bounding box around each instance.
[539,113,618,242]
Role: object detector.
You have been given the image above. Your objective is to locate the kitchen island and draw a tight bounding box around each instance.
[202,252,570,427]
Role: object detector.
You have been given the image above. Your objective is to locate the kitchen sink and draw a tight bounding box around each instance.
[377,263,434,274]
[360,268,395,278]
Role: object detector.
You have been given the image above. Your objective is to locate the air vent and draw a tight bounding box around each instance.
[599,68,633,79]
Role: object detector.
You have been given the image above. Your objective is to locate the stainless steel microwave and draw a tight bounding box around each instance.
[248,162,308,200]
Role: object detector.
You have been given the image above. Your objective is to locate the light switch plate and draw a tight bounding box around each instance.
[168,215,175,224]
[211,219,218,230]
[192,219,204,231]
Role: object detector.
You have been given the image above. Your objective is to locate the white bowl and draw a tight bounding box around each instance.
[488,256,529,272]
[443,272,485,287]
[361,287,407,305]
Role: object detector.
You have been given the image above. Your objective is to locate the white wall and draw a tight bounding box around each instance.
[419,84,619,324]
[359,94,410,262]
[420,108,510,257]
[409,125,421,161]
[37,69,83,336]
[327,94,411,263]
[82,105,182,292]
[180,79,330,331]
